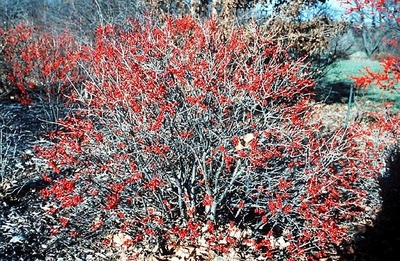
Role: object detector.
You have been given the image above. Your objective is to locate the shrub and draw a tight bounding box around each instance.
[0,23,84,106]
[35,16,391,260]
[352,54,400,92]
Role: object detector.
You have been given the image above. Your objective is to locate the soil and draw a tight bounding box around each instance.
[0,99,101,261]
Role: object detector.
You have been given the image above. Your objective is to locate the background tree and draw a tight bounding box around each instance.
[341,0,400,57]
[0,0,50,28]
[343,0,399,103]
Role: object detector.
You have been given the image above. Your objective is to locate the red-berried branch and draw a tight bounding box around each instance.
[31,16,397,259]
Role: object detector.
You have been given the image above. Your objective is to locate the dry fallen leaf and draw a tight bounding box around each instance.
[242,133,254,143]
[113,232,132,247]
[235,133,255,151]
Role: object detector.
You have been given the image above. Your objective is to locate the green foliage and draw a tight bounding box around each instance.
[319,59,400,113]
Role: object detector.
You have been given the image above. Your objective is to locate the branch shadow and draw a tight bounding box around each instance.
[315,82,354,104]
[346,145,400,260]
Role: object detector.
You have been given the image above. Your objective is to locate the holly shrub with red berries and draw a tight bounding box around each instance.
[0,23,84,105]
[2,15,399,260]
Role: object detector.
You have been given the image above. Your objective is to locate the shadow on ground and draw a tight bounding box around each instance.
[344,146,400,261]
[315,82,354,104]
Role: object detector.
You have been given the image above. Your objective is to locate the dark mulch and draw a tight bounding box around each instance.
[0,99,104,261]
